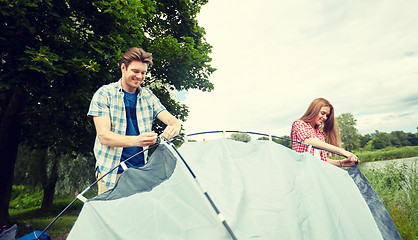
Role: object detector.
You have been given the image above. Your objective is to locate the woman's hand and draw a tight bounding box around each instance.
[338,158,354,167]
[338,154,359,167]
[347,153,359,162]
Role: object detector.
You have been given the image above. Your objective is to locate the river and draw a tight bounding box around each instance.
[358,156,418,171]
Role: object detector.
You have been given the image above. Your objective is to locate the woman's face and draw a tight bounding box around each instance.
[311,106,331,127]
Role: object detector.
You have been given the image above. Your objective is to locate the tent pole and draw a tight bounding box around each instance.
[182,130,350,158]
[163,140,238,240]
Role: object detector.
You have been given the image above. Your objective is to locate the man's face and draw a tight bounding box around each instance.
[121,60,148,93]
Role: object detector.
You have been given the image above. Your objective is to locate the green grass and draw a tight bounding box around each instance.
[360,162,417,240]
[13,212,77,238]
[10,192,91,239]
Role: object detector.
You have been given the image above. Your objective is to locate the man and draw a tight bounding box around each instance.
[88,47,181,195]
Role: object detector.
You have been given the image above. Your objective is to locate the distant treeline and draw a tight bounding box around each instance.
[230,129,418,151]
[357,130,418,151]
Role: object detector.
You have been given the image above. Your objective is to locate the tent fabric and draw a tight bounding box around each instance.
[67,138,393,239]
[67,143,229,239]
[347,167,402,240]
[93,145,177,201]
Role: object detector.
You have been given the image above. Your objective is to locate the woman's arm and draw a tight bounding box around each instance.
[304,138,358,167]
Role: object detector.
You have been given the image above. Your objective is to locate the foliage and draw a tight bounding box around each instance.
[1,0,214,223]
[361,162,417,240]
[257,136,292,149]
[228,133,251,143]
[336,113,360,151]
[360,134,373,148]
[55,152,96,196]
[9,186,42,211]
[334,113,417,152]
[360,130,418,151]
[14,144,96,196]
[371,131,392,150]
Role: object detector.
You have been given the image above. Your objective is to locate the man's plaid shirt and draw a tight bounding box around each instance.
[291,120,328,161]
[87,79,166,188]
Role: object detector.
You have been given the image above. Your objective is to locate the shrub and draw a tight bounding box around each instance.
[9,186,43,212]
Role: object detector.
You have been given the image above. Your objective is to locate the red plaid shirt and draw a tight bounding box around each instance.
[291,120,328,161]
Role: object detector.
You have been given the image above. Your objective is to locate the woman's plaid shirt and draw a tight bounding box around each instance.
[291,120,328,161]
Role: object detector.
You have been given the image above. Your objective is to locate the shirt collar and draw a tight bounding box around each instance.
[117,78,142,94]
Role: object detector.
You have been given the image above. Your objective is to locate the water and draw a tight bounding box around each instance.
[358,156,418,171]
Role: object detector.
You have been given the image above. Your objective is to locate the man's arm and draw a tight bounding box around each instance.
[156,110,181,140]
[93,116,157,147]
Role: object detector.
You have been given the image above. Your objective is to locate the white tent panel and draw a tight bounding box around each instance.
[68,138,384,239]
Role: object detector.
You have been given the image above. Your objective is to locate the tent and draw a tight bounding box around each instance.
[66,135,401,239]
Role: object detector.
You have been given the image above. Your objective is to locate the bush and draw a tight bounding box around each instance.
[9,186,43,212]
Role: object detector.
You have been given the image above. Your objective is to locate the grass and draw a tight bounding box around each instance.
[360,161,417,240]
[10,193,93,239]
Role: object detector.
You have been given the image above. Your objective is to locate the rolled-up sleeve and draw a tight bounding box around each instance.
[292,120,314,142]
[88,87,110,117]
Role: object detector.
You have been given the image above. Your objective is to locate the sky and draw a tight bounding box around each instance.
[176,0,418,139]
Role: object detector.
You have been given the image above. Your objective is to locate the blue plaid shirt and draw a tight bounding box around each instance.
[88,79,166,188]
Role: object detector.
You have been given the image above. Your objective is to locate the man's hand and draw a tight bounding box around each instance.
[136,132,158,147]
[161,125,180,140]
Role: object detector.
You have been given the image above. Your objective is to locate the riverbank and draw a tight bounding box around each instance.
[358,157,417,240]
[356,146,418,162]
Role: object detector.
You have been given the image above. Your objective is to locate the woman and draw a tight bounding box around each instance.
[291,98,358,167]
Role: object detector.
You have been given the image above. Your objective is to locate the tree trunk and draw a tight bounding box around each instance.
[41,181,57,211]
[0,88,26,225]
[40,149,59,212]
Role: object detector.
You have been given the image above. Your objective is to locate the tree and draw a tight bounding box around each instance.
[257,136,292,149]
[0,0,213,225]
[406,133,418,146]
[229,133,251,143]
[372,131,391,150]
[336,113,360,151]
[360,134,373,148]
[14,145,95,199]
[274,135,292,149]
[388,134,401,147]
